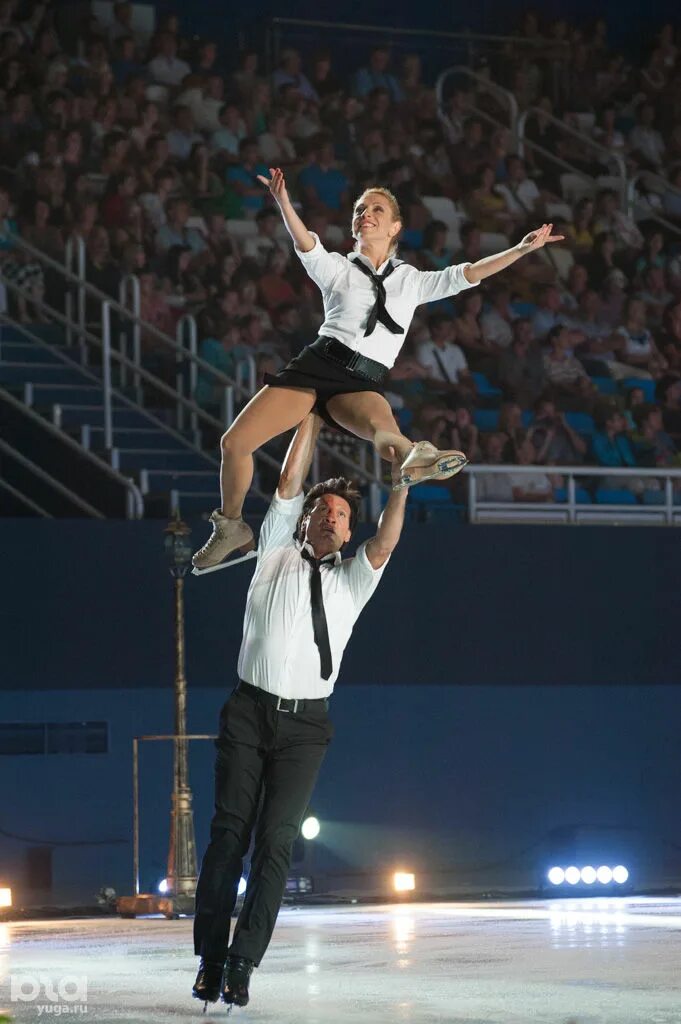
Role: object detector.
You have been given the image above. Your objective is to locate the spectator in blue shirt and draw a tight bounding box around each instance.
[226,138,270,216]
[592,409,636,467]
[354,46,404,103]
[271,48,319,104]
[297,138,349,215]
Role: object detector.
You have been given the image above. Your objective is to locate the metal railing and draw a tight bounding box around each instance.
[1,233,391,518]
[466,464,681,525]
[626,171,681,241]
[436,65,519,142]
[0,433,105,518]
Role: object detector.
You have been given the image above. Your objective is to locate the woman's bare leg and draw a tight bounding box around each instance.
[220,385,316,517]
[325,392,413,463]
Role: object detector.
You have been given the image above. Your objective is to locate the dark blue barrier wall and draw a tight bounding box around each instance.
[2,520,680,689]
[2,519,680,904]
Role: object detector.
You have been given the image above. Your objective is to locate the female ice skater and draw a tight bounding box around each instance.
[192,169,563,569]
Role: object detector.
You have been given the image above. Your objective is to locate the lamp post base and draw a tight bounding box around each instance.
[116,892,195,919]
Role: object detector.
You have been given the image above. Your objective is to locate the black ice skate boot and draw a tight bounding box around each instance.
[221,955,254,1009]
[192,959,224,1012]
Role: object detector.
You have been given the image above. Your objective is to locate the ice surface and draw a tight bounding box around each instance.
[3,897,681,1023]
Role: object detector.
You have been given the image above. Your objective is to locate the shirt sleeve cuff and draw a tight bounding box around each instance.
[295,231,322,261]
[272,489,305,513]
[355,539,389,574]
[460,263,480,288]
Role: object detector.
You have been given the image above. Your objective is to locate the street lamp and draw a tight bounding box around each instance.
[117,514,198,919]
[163,514,198,911]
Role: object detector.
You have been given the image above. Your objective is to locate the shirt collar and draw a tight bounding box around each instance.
[296,537,342,566]
[347,251,403,275]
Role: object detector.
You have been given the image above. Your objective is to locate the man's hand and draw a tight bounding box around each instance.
[256,167,290,207]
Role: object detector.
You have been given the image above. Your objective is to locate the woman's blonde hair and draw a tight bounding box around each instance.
[352,186,403,258]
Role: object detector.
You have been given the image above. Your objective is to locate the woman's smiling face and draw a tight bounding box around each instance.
[352,191,401,248]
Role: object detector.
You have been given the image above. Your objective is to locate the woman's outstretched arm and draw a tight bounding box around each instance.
[463,222,565,285]
[257,166,315,253]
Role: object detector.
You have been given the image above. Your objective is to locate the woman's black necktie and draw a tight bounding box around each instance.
[300,548,333,680]
[351,258,405,337]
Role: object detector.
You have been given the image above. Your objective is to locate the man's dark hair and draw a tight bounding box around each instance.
[297,478,361,539]
[546,323,566,346]
[632,402,658,430]
[427,311,452,333]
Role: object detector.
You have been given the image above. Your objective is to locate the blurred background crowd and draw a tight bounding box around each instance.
[2,0,681,502]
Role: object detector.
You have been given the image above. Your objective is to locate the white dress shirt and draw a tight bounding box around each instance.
[238,491,388,699]
[296,233,478,369]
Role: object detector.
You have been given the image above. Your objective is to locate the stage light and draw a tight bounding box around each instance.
[238,876,247,896]
[301,816,320,840]
[393,872,416,893]
[0,888,11,908]
[612,865,629,884]
[157,878,169,894]
[547,867,565,885]
[564,866,581,885]
[596,866,613,884]
[580,866,597,884]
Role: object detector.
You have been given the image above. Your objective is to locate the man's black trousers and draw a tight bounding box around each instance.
[193,685,333,966]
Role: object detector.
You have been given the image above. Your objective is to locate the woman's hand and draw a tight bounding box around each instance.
[517,222,565,255]
[256,167,289,206]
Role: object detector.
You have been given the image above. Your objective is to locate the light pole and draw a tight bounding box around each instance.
[117,514,198,919]
[163,514,198,910]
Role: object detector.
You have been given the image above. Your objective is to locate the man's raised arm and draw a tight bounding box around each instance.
[277,413,324,499]
[365,450,408,570]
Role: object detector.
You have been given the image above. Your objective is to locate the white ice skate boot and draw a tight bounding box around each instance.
[394,441,468,491]
[191,510,255,571]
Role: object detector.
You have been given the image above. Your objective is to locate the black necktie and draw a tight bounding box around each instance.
[351,258,404,337]
[300,548,333,680]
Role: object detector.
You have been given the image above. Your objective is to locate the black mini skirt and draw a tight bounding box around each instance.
[263,337,388,434]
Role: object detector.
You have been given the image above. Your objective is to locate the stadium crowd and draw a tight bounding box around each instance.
[2,0,681,501]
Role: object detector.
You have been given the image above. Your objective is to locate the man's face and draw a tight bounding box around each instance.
[371,49,389,72]
[545,288,560,312]
[303,494,353,557]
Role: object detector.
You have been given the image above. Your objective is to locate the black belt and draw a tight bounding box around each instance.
[311,336,389,385]
[235,680,329,713]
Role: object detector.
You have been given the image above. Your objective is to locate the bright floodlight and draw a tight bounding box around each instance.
[301,816,320,840]
[612,865,629,884]
[158,878,169,894]
[597,865,613,884]
[393,872,416,893]
[564,866,581,885]
[0,888,11,908]
[548,867,565,885]
[238,876,247,896]
[580,866,597,884]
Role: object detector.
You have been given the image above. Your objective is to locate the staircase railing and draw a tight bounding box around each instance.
[2,234,390,518]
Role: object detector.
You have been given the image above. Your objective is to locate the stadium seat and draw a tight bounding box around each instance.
[510,301,537,318]
[564,412,595,435]
[407,484,453,504]
[643,490,665,505]
[554,486,592,503]
[472,371,502,396]
[622,378,656,402]
[474,409,500,431]
[421,196,464,232]
[396,407,413,432]
[480,231,510,255]
[590,376,618,395]
[225,219,258,239]
[560,173,594,204]
[595,488,637,505]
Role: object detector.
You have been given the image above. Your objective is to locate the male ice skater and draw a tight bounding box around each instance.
[192,412,407,1009]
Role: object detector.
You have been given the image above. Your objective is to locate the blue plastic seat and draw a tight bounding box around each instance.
[396,407,413,432]
[510,301,537,318]
[595,488,637,505]
[554,486,592,504]
[564,411,595,435]
[622,378,656,402]
[643,490,665,505]
[473,409,500,431]
[407,484,453,505]
[521,411,534,427]
[590,376,618,395]
[472,371,502,396]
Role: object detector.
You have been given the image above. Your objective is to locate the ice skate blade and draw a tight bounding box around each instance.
[393,456,469,491]
[191,548,257,576]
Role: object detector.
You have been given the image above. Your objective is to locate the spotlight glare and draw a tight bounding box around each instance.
[564,866,581,885]
[0,888,11,908]
[393,872,416,893]
[301,816,320,840]
[237,876,247,896]
[580,866,597,885]
[158,878,169,894]
[612,865,629,884]
[597,865,613,884]
[547,867,565,885]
